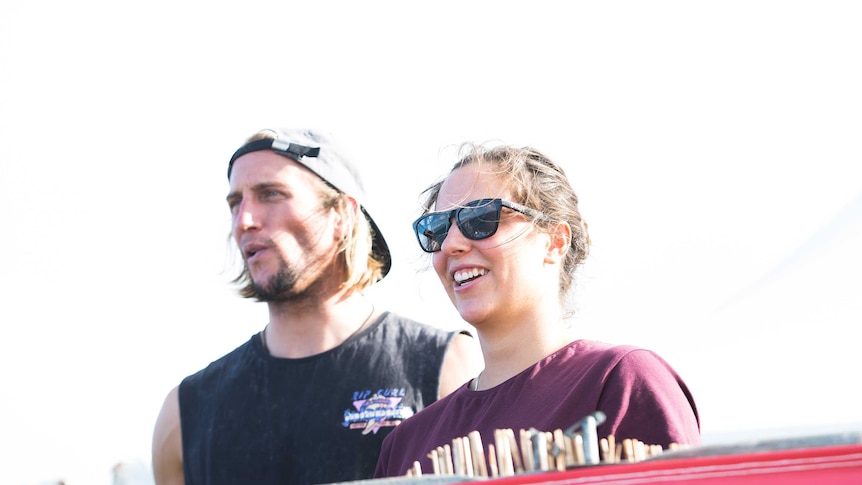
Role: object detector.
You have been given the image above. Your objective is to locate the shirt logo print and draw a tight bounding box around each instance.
[342,388,414,435]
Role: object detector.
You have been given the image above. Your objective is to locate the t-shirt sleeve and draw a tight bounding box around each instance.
[596,348,701,448]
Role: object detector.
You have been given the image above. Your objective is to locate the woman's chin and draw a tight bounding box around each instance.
[455,305,490,328]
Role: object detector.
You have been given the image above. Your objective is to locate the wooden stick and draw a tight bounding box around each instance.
[493,430,504,476]
[534,429,549,471]
[520,429,534,472]
[505,428,524,473]
[564,434,576,467]
[501,430,516,476]
[634,440,645,462]
[622,439,635,463]
[600,437,610,463]
[607,435,616,464]
[573,433,585,465]
[443,444,454,475]
[545,432,556,471]
[461,436,475,476]
[468,431,488,477]
[552,429,566,471]
[492,430,502,476]
[435,446,446,475]
[419,422,683,477]
[428,449,440,475]
[452,437,465,476]
[488,443,498,477]
[504,432,516,476]
[669,442,689,451]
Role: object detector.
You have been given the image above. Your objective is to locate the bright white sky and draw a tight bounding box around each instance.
[1,2,860,484]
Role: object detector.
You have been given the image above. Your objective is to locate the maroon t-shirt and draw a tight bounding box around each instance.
[374,339,700,477]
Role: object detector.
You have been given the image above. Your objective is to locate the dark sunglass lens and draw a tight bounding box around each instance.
[416,214,450,252]
[458,201,500,240]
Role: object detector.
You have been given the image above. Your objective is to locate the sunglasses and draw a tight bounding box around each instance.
[412,198,546,253]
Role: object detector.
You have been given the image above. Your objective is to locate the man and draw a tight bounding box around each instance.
[152,129,482,485]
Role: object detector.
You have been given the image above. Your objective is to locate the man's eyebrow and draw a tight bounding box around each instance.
[226,182,287,203]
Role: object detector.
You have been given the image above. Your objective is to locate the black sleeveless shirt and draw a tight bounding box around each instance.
[179,312,458,485]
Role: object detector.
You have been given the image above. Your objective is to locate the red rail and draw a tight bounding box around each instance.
[481,442,862,485]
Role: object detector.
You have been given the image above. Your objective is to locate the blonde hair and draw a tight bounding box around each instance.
[231,130,385,300]
[419,143,590,308]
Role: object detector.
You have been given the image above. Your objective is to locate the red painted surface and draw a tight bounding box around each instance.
[471,443,862,485]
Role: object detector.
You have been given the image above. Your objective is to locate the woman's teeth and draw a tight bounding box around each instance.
[454,268,488,285]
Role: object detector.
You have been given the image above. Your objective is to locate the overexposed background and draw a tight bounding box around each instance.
[1,1,860,484]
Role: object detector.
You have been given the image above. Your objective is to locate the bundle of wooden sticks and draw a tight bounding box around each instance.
[406,411,689,478]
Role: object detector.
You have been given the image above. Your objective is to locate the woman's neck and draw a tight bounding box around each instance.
[473,312,573,390]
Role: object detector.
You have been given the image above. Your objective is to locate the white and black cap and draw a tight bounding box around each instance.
[228,129,391,279]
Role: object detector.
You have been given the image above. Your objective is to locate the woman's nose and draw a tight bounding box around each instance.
[440,221,471,254]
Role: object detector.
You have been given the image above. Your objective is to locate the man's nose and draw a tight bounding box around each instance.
[234,201,261,232]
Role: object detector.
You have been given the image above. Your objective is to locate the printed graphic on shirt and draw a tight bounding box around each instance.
[342,388,414,435]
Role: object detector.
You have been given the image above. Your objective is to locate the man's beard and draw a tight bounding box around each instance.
[250,259,299,302]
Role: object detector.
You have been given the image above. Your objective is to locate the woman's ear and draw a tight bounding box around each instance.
[544,221,572,264]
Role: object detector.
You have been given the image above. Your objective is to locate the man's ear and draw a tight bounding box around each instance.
[545,221,572,264]
[333,196,359,241]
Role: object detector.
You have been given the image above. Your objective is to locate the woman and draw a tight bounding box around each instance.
[374,143,700,477]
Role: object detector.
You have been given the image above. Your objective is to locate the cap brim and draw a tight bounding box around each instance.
[362,207,391,280]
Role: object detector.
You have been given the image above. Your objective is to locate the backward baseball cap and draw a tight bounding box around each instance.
[227,128,391,280]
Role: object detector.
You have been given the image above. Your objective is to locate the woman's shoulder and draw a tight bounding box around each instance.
[565,339,645,359]
[565,340,685,384]
[549,339,670,373]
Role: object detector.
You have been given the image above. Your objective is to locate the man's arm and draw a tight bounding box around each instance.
[438,331,484,398]
[152,386,184,485]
